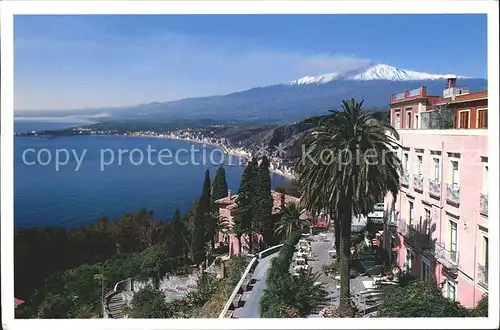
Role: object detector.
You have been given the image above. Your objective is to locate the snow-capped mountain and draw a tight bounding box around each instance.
[290,64,465,85]
[19,64,485,124]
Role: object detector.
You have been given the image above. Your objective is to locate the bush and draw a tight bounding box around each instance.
[130,286,173,318]
[469,294,488,317]
[397,273,416,287]
[196,256,250,318]
[260,232,327,318]
[378,281,469,317]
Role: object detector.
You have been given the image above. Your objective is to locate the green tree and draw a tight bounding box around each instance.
[140,246,169,289]
[212,166,229,202]
[130,286,172,318]
[378,281,469,317]
[253,156,275,246]
[37,293,74,318]
[167,209,189,267]
[261,270,328,317]
[193,170,211,265]
[182,200,198,259]
[275,204,309,239]
[296,99,401,316]
[233,158,258,254]
[469,294,488,317]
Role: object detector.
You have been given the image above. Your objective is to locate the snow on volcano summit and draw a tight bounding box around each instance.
[289,64,464,85]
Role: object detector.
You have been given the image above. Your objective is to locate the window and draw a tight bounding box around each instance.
[390,208,396,224]
[406,248,413,273]
[395,113,401,129]
[477,109,488,128]
[451,161,459,186]
[424,209,431,235]
[409,201,414,226]
[415,114,419,129]
[433,158,440,181]
[449,221,458,263]
[484,166,488,193]
[446,280,456,301]
[416,155,423,175]
[407,112,412,128]
[390,236,396,249]
[483,236,488,268]
[458,110,470,128]
[403,153,409,172]
[422,260,430,283]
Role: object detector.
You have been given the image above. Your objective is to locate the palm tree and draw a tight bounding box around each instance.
[261,270,328,317]
[275,204,310,238]
[296,98,401,316]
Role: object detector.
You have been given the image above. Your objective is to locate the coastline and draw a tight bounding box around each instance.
[15,129,296,181]
[143,134,296,180]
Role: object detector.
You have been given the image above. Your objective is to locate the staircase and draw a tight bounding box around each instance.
[107,293,125,318]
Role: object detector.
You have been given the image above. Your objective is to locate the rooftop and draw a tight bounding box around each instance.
[214,190,301,215]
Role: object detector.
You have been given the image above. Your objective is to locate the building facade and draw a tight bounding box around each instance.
[214,190,302,256]
[383,78,488,308]
[214,190,329,256]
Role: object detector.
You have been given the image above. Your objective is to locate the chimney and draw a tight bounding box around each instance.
[420,86,427,97]
[280,192,286,208]
[227,189,231,201]
[447,77,457,88]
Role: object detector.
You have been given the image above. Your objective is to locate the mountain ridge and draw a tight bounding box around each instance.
[16,64,486,124]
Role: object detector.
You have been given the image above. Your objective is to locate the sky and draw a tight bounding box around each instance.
[14,14,487,111]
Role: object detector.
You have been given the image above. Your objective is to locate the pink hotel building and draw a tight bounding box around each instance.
[383,78,488,308]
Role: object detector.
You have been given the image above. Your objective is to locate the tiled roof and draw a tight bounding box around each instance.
[218,190,302,215]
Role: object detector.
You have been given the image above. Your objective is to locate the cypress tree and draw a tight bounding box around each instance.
[193,170,211,265]
[212,166,229,203]
[254,156,275,247]
[233,158,258,254]
[167,209,187,267]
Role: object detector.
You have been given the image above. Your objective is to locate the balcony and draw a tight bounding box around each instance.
[391,87,427,104]
[401,170,409,187]
[446,183,460,205]
[397,219,431,250]
[420,107,456,130]
[413,174,424,192]
[480,193,488,216]
[429,178,441,198]
[477,263,488,289]
[434,242,459,271]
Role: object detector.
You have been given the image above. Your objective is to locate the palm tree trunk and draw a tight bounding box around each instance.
[332,211,341,254]
[339,209,354,316]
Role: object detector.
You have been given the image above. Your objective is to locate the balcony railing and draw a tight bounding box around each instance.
[420,107,456,129]
[480,193,488,216]
[446,183,460,205]
[397,219,431,249]
[413,174,424,192]
[394,92,405,100]
[429,178,441,198]
[434,242,459,270]
[477,263,488,289]
[408,88,421,97]
[401,170,409,187]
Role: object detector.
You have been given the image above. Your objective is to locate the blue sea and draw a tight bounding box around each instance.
[14,120,288,229]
